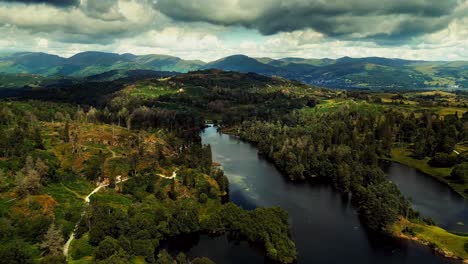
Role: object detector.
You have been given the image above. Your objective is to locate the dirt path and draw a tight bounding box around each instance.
[107,146,117,158]
[157,169,178,180]
[63,168,176,258]
[62,184,85,200]
[63,176,128,259]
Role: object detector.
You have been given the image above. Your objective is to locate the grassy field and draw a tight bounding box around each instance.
[304,95,466,118]
[92,189,133,211]
[391,218,468,261]
[303,99,383,115]
[369,90,467,118]
[43,179,94,235]
[389,147,452,178]
[125,83,179,99]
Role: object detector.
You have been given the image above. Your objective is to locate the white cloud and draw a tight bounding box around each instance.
[0,0,466,61]
[0,0,162,43]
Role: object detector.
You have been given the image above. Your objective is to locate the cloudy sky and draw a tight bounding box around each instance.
[0,0,466,61]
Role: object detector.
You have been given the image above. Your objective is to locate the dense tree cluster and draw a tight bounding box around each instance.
[235,107,422,232]
[231,99,467,229]
[80,197,295,264]
[2,70,465,263]
[399,112,467,158]
[0,99,297,263]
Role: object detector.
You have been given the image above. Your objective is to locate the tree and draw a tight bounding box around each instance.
[0,240,34,264]
[175,252,187,264]
[168,181,177,200]
[40,223,64,256]
[451,163,468,184]
[54,112,65,122]
[357,182,401,233]
[33,127,43,149]
[156,250,174,264]
[71,131,81,156]
[83,153,105,182]
[117,108,128,127]
[95,236,121,261]
[15,169,41,197]
[63,121,70,143]
[0,169,9,192]
[97,249,131,264]
[22,156,34,175]
[133,239,155,263]
[86,107,98,123]
[198,193,208,204]
[35,158,49,179]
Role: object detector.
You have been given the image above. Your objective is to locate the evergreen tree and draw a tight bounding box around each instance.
[63,121,70,143]
[40,223,64,256]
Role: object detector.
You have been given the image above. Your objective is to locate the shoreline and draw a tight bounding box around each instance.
[383,147,467,199]
[396,231,468,263]
[391,218,468,263]
[220,125,466,199]
[216,124,468,263]
[398,233,466,263]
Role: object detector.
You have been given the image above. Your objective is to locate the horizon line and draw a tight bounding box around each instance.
[1,50,466,63]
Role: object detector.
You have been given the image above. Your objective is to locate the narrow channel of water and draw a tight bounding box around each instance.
[165,126,459,263]
[384,162,468,233]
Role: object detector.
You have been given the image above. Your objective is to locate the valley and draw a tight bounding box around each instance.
[1,0,467,263]
[0,68,466,264]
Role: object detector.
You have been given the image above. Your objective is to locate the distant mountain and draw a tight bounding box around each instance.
[0,52,66,75]
[134,54,204,72]
[204,56,467,90]
[276,57,335,66]
[66,51,131,66]
[202,55,278,74]
[0,51,205,77]
[0,51,466,90]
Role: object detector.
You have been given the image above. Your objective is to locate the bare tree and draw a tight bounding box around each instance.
[15,169,41,197]
[40,223,64,256]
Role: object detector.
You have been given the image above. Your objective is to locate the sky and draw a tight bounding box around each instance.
[0,0,466,61]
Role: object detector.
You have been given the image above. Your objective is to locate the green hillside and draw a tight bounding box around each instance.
[0,51,466,91]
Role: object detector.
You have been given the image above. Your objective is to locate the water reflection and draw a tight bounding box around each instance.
[164,125,458,264]
[384,161,468,232]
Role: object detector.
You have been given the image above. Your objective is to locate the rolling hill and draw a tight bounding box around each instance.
[0,52,204,78]
[0,51,466,90]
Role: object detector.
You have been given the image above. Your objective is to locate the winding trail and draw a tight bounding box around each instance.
[63,168,178,259]
[107,146,118,158]
[63,176,128,259]
[157,169,178,180]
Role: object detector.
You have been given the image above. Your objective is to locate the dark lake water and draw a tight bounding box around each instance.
[165,126,461,263]
[385,162,468,233]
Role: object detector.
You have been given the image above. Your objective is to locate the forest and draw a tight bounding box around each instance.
[0,98,296,263]
[0,70,467,263]
[233,107,467,232]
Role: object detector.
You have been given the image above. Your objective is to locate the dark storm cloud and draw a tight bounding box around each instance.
[80,0,124,21]
[155,0,465,43]
[0,0,79,7]
[0,0,159,44]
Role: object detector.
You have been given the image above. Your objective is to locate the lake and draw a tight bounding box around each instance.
[164,125,460,263]
[385,162,467,233]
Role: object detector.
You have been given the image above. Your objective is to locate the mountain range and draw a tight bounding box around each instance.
[0,51,467,90]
